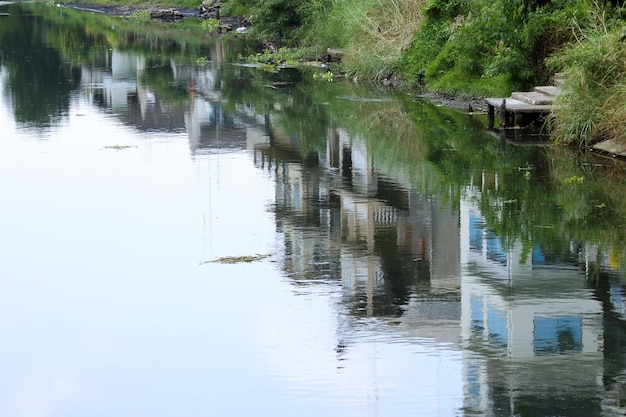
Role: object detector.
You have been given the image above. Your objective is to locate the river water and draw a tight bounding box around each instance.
[2,3,626,416]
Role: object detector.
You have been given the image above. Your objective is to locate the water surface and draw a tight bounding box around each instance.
[2,3,626,416]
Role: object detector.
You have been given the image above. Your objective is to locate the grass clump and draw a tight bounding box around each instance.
[547,4,626,147]
[129,9,150,22]
[306,0,426,80]
[201,18,221,33]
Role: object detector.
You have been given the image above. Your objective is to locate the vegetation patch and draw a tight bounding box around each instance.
[548,5,626,147]
[201,17,221,33]
[129,9,150,22]
[201,254,273,264]
[103,145,136,150]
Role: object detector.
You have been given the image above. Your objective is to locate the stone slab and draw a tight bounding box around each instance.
[553,73,566,87]
[485,98,553,113]
[592,139,626,157]
[511,91,554,105]
[534,86,562,97]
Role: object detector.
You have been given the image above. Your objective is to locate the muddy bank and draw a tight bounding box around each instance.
[416,91,487,113]
[60,2,197,17]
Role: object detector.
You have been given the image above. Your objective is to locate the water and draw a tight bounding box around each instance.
[2,3,626,416]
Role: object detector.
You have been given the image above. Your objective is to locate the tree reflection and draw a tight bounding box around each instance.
[0,9,81,127]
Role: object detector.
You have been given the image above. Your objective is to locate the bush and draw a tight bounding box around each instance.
[223,0,313,46]
[398,0,585,96]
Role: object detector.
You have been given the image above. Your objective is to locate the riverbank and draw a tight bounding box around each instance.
[59,1,488,114]
[61,1,198,18]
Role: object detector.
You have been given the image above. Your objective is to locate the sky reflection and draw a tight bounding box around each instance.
[0,92,464,417]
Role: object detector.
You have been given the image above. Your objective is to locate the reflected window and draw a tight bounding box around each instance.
[470,295,484,332]
[469,215,483,251]
[531,245,565,267]
[487,307,508,347]
[610,284,626,316]
[533,316,582,355]
[532,245,546,264]
[486,231,507,264]
[466,364,482,406]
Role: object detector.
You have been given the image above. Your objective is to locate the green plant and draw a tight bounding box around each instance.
[223,0,310,46]
[129,10,150,22]
[306,0,425,80]
[398,0,584,95]
[201,18,221,33]
[547,3,626,146]
[312,71,333,81]
[564,175,584,184]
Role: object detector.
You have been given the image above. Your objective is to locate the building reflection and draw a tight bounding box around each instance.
[253,121,626,416]
[68,42,626,416]
[459,190,608,415]
[78,45,269,152]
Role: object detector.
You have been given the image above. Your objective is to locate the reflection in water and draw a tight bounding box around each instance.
[2,3,626,416]
[252,119,617,415]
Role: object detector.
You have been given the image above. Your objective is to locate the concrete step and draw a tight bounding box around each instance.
[534,86,562,97]
[553,72,566,87]
[511,91,555,106]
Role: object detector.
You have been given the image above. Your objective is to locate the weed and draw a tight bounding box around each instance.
[547,1,626,146]
[201,18,221,33]
[564,175,585,184]
[129,10,150,22]
[313,71,334,81]
[307,0,426,80]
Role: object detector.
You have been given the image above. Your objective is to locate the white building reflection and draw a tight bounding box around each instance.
[78,46,269,152]
[72,44,626,415]
[459,190,606,415]
[255,122,626,415]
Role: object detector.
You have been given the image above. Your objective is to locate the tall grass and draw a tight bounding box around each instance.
[306,0,426,79]
[548,5,626,146]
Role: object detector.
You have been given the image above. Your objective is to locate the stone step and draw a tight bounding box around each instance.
[510,91,555,106]
[553,72,566,87]
[534,85,562,97]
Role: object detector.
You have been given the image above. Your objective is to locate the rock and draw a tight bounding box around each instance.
[150,8,184,22]
[326,48,343,62]
[199,1,222,19]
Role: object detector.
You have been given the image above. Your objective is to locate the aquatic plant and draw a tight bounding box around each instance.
[202,254,272,263]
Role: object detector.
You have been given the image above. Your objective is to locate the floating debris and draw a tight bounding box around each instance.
[336,96,392,102]
[103,145,136,150]
[201,254,272,264]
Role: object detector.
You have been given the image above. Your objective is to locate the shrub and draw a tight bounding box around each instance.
[398,0,585,96]
[223,0,313,46]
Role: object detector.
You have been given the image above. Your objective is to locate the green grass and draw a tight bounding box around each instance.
[548,5,626,146]
[306,0,426,80]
